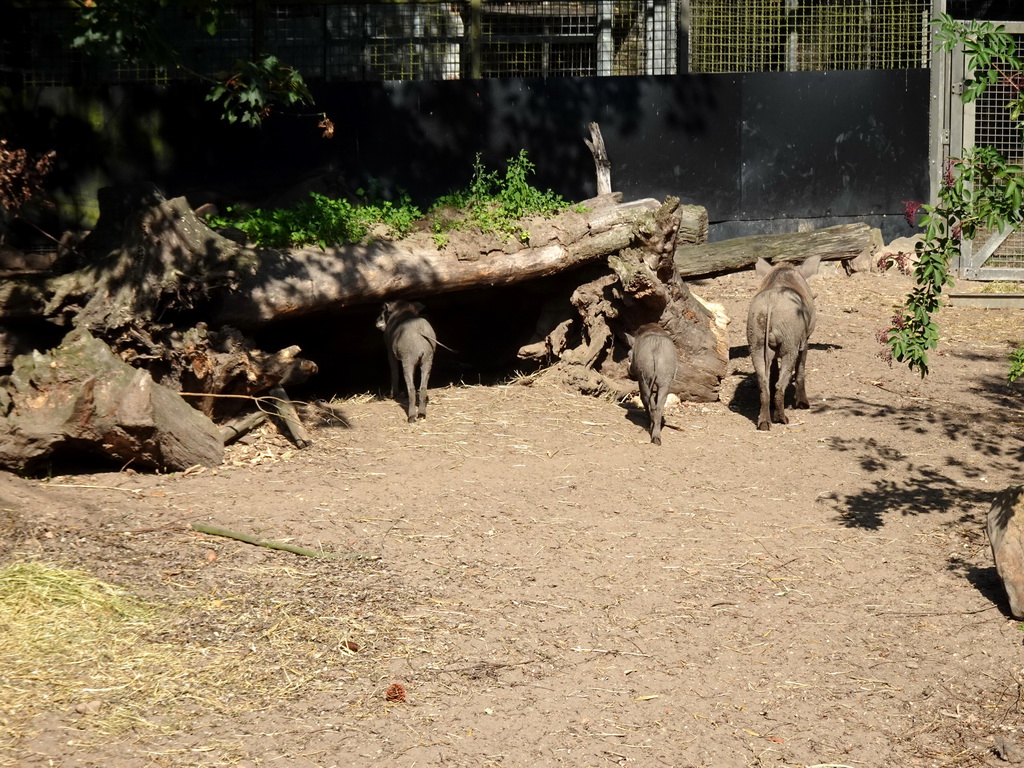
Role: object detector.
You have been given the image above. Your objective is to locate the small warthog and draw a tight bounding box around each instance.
[627,324,679,445]
[376,300,437,423]
[746,255,821,431]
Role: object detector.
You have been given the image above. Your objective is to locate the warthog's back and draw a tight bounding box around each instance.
[391,316,436,354]
[630,328,678,385]
[745,256,821,430]
[746,282,816,349]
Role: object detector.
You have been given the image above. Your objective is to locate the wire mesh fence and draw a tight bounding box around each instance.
[968,32,1024,272]
[5,0,933,85]
[689,0,931,74]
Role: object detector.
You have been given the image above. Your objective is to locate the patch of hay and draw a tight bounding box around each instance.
[0,558,422,762]
[0,561,158,737]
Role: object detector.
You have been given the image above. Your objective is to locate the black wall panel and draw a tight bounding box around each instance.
[738,69,928,221]
[2,69,930,243]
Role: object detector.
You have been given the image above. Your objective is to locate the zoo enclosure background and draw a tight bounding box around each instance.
[1,0,944,243]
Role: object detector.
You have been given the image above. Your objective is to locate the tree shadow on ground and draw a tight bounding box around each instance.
[817,384,1021,529]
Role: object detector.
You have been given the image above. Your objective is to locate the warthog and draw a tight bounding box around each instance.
[746,255,821,431]
[627,323,679,445]
[376,300,437,423]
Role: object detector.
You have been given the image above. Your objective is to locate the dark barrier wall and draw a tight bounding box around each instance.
[1,68,929,243]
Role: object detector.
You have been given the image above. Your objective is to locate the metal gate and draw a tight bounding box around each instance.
[949,22,1024,280]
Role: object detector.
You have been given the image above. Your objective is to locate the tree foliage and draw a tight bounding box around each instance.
[884,14,1024,378]
[69,0,315,127]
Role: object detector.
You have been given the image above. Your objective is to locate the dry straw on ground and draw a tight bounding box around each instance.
[0,557,433,765]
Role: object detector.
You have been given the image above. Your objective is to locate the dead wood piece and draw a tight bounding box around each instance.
[219,410,268,445]
[44,183,258,331]
[518,294,578,363]
[0,328,224,472]
[564,275,617,369]
[585,122,613,196]
[267,385,311,448]
[190,522,337,558]
[173,325,318,422]
[674,222,878,278]
[522,197,727,403]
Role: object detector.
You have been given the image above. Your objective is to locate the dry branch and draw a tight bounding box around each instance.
[219,410,268,444]
[190,522,331,558]
[267,385,311,448]
[585,122,612,196]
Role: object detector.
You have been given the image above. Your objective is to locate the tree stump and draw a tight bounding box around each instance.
[0,328,224,472]
[519,197,728,402]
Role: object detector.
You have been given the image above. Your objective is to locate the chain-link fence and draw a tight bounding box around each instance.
[5,0,932,85]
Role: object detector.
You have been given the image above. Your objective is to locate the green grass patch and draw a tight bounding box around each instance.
[205,150,579,249]
[207,190,422,249]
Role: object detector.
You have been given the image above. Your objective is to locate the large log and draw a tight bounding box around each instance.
[215,198,709,328]
[674,222,880,278]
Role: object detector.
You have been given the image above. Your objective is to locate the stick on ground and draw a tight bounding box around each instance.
[189,522,377,560]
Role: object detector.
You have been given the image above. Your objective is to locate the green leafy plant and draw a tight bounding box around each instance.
[883,14,1024,377]
[428,150,576,245]
[207,191,421,249]
[206,55,313,127]
[207,151,577,250]
[1010,347,1024,383]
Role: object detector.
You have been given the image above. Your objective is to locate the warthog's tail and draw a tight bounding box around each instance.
[415,328,458,355]
[648,352,674,404]
[433,337,459,354]
[762,302,772,378]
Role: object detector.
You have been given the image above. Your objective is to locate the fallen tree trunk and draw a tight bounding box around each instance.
[215,197,709,327]
[674,222,880,278]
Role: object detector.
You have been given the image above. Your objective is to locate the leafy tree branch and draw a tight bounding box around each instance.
[68,0,317,128]
[884,14,1024,379]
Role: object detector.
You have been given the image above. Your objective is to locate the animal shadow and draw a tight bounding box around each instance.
[728,342,841,428]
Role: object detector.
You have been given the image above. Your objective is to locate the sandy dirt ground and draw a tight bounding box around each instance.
[2,266,1024,768]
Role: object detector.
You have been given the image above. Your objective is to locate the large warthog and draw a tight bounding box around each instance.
[746,255,821,431]
[376,300,437,423]
[627,323,679,445]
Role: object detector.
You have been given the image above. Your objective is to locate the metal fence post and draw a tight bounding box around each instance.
[470,0,483,78]
[598,0,613,76]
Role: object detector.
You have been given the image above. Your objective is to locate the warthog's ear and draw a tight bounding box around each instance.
[412,301,426,313]
[755,257,774,276]
[799,254,822,279]
[375,303,390,330]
